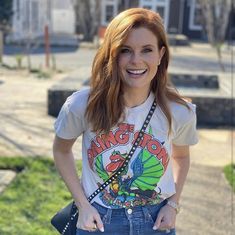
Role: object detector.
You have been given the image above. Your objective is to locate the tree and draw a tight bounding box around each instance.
[198,0,232,71]
[0,0,13,63]
[74,0,101,41]
[73,0,133,42]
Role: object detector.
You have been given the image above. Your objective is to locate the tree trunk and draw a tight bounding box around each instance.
[75,0,101,42]
[198,0,231,72]
[26,38,32,71]
[216,44,225,71]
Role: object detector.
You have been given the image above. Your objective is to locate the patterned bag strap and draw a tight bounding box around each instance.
[87,100,157,202]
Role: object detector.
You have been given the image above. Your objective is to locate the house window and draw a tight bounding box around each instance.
[189,0,203,30]
[101,0,118,26]
[105,5,114,22]
[156,6,165,19]
[139,0,170,30]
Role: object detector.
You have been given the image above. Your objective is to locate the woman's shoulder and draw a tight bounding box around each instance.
[168,100,196,125]
[168,100,198,145]
[65,87,90,116]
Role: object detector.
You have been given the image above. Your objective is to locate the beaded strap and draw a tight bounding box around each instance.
[87,100,157,202]
[61,100,157,234]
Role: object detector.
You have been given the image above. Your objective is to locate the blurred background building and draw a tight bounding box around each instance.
[7,0,76,45]
[2,0,235,45]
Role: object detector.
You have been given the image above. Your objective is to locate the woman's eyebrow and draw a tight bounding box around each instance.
[121,44,156,48]
[121,45,131,48]
[142,44,155,48]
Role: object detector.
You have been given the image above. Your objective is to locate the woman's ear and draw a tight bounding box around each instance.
[160,46,166,60]
[158,47,166,65]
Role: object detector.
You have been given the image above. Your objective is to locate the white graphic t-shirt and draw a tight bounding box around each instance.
[54,88,198,209]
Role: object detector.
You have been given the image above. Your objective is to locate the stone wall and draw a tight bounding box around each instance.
[47,75,234,127]
[189,96,235,127]
[170,74,219,89]
[48,89,75,117]
[48,89,234,127]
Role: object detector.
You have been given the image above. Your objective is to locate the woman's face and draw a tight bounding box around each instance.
[118,27,165,94]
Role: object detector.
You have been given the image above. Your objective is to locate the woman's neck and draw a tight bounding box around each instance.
[124,88,150,108]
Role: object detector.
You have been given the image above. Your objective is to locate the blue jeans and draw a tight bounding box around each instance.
[76,200,176,235]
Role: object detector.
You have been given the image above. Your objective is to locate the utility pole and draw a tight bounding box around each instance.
[44,24,50,68]
[26,0,32,71]
[44,0,51,68]
[0,30,3,64]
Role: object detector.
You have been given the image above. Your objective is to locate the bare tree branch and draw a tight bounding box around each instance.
[74,0,101,41]
[198,0,232,71]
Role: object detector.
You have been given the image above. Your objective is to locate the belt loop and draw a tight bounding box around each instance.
[103,208,112,224]
[142,206,152,223]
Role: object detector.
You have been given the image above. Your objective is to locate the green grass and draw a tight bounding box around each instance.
[224,164,235,192]
[0,157,82,235]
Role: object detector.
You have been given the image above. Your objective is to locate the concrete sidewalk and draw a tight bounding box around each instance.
[0,42,234,234]
[0,70,234,234]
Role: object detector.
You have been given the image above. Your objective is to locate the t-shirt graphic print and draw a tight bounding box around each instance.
[54,88,198,209]
[87,122,169,209]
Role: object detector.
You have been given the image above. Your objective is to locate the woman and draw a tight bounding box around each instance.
[53,8,198,235]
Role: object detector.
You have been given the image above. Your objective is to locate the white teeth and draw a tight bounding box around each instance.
[127,69,146,75]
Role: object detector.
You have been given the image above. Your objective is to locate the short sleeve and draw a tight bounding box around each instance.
[171,105,198,146]
[54,98,85,139]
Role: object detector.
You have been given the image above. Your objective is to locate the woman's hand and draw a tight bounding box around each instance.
[76,204,104,232]
[153,204,176,231]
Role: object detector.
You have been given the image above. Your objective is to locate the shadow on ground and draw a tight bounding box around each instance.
[4,45,79,55]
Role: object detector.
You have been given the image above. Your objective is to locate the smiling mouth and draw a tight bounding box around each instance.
[126,69,147,75]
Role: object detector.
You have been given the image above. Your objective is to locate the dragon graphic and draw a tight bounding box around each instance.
[94,147,164,208]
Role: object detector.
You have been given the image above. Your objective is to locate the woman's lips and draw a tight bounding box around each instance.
[126,69,147,75]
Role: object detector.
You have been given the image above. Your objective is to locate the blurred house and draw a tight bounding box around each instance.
[6,0,234,45]
[7,0,77,46]
[100,0,234,41]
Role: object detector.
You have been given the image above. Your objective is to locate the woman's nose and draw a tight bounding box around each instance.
[130,52,142,64]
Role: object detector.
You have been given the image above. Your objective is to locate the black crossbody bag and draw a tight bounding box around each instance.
[51,100,157,235]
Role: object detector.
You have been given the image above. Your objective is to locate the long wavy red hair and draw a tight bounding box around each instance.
[86,8,189,134]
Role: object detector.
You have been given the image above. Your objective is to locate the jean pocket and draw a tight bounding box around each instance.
[144,201,166,224]
[142,206,155,224]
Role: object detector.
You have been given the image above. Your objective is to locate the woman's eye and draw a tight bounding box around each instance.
[142,48,153,53]
[120,48,130,54]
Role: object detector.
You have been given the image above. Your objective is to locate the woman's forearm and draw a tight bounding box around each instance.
[53,148,90,209]
[169,154,190,204]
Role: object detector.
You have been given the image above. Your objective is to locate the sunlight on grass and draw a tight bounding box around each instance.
[224,164,235,193]
[0,157,82,235]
